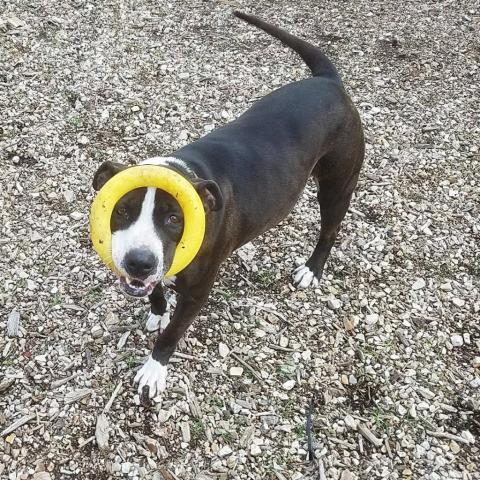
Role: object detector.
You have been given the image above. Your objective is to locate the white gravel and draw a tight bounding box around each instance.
[1,1,479,479]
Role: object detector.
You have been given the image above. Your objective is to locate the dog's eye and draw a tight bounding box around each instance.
[116,206,128,217]
[167,214,180,224]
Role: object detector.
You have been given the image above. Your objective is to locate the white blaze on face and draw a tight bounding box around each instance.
[111,187,165,280]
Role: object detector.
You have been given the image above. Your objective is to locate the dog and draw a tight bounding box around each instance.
[92,12,364,398]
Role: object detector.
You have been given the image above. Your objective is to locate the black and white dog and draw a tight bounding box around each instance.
[92,12,364,398]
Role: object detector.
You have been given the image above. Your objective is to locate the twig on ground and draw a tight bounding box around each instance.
[104,381,122,413]
[1,413,36,437]
[230,352,262,382]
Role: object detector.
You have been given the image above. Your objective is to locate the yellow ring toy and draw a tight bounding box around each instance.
[90,165,205,278]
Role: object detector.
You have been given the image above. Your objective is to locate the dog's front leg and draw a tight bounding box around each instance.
[134,281,213,398]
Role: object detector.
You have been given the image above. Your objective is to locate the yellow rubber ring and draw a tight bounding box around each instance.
[90,165,205,278]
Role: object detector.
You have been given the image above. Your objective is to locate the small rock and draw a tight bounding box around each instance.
[131,105,140,112]
[282,380,295,391]
[473,357,480,368]
[180,422,191,443]
[250,444,262,456]
[105,311,119,327]
[77,135,89,145]
[452,297,465,307]
[218,342,229,358]
[470,378,480,388]
[412,278,426,290]
[327,297,341,310]
[91,324,103,339]
[31,231,42,242]
[70,211,83,221]
[63,190,75,203]
[218,445,233,457]
[451,334,463,347]
[7,16,25,29]
[449,440,460,454]
[254,328,266,338]
[7,309,20,337]
[33,473,52,480]
[365,314,379,325]
[461,430,475,444]
[95,413,110,451]
[344,318,355,331]
[230,367,243,376]
[121,462,131,474]
[340,471,355,480]
[398,404,407,416]
[344,415,357,429]
[279,336,289,348]
[341,374,349,385]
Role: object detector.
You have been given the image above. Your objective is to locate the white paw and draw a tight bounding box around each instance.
[293,265,319,289]
[145,310,170,332]
[134,356,167,398]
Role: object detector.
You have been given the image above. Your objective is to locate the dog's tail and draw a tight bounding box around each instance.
[234,11,342,84]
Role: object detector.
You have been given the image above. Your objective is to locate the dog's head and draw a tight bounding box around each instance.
[92,160,223,297]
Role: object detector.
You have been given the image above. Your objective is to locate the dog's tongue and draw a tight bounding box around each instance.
[120,277,155,297]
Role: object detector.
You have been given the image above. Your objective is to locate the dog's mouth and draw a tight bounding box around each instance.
[119,276,157,297]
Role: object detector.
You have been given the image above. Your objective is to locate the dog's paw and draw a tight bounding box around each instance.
[134,356,167,398]
[145,311,170,332]
[293,264,319,289]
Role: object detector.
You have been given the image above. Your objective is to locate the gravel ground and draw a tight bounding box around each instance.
[1,1,479,479]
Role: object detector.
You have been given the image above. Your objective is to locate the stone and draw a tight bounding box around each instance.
[449,440,460,454]
[282,380,295,391]
[327,298,341,310]
[229,367,243,376]
[218,342,229,358]
[344,415,357,429]
[451,334,463,347]
[250,444,262,456]
[411,278,426,290]
[218,445,233,457]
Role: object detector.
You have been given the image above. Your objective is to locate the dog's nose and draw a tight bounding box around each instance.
[124,248,157,279]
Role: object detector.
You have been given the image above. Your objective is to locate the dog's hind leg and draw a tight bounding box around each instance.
[293,145,363,288]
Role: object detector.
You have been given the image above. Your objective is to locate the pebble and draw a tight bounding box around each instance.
[461,430,475,444]
[344,415,357,429]
[218,342,229,358]
[63,190,75,203]
[250,444,262,456]
[31,231,42,242]
[449,440,460,454]
[6,310,20,337]
[282,380,295,391]
[452,297,465,307]
[77,135,89,145]
[121,463,131,474]
[473,357,480,368]
[91,324,103,339]
[450,334,463,347]
[411,278,426,290]
[230,366,243,376]
[70,211,83,221]
[327,297,341,310]
[218,445,233,457]
[33,473,52,480]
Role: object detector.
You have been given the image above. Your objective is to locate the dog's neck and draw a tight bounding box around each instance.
[139,156,197,179]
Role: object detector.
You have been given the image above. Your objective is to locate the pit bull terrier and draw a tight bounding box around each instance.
[92,11,364,397]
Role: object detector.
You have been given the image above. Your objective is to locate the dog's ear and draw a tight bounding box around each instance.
[191,179,224,212]
[92,161,127,191]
